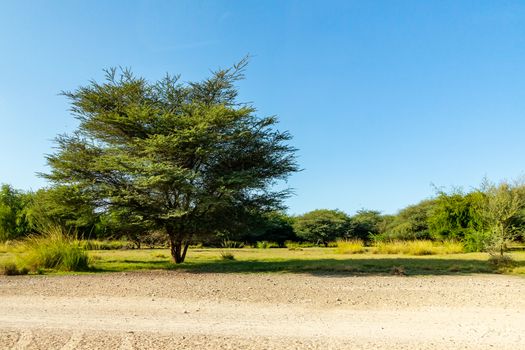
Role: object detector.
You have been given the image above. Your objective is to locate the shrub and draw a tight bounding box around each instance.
[463,230,491,252]
[390,266,406,276]
[488,254,515,268]
[19,226,90,271]
[256,241,279,249]
[335,239,365,254]
[220,251,235,260]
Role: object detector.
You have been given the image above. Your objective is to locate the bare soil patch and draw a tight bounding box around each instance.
[1,271,524,349]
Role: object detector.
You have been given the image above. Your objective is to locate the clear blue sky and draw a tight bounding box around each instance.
[1,0,524,215]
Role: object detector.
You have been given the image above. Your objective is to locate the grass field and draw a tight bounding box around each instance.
[45,248,525,275]
[3,245,525,276]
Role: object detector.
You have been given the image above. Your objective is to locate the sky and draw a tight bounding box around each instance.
[1,0,525,215]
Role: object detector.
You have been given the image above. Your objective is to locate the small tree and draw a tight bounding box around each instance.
[427,190,483,241]
[43,59,298,263]
[477,180,525,258]
[293,209,350,246]
[0,184,32,241]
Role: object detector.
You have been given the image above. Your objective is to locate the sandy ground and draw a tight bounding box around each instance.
[0,271,525,349]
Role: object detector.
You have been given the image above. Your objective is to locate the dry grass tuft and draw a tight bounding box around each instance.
[335,239,365,254]
[373,240,464,255]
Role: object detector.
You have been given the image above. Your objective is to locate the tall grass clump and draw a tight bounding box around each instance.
[0,241,13,253]
[373,240,463,255]
[335,239,365,254]
[20,226,90,272]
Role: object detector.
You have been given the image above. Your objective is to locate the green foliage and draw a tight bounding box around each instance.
[43,59,298,263]
[427,190,483,241]
[18,226,90,272]
[243,211,296,246]
[463,229,491,252]
[28,186,101,238]
[256,241,279,249]
[0,184,33,241]
[293,209,351,246]
[476,180,525,257]
[374,200,435,241]
[348,209,384,241]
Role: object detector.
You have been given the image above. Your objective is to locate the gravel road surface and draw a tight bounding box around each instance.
[1,271,524,349]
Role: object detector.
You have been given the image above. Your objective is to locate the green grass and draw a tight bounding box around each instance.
[83,247,525,276]
[3,244,525,276]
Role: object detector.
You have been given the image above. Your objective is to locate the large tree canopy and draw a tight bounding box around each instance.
[44,59,298,263]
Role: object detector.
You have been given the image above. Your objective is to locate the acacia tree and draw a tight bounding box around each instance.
[293,209,351,246]
[44,59,298,263]
[477,180,525,258]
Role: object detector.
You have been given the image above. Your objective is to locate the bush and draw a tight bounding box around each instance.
[1,263,28,276]
[373,240,463,255]
[256,241,279,249]
[488,254,515,268]
[463,230,491,252]
[220,251,235,260]
[335,239,365,254]
[19,226,90,272]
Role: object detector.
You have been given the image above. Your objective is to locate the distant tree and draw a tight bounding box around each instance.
[349,209,383,242]
[293,209,350,246]
[0,184,32,241]
[43,59,298,263]
[476,180,525,257]
[28,186,100,237]
[380,199,435,241]
[246,211,296,246]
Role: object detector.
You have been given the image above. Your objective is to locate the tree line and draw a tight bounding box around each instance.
[2,179,524,257]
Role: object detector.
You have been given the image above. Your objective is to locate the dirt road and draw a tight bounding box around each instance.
[1,271,524,349]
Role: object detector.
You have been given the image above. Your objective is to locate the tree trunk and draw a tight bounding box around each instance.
[167,227,190,264]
